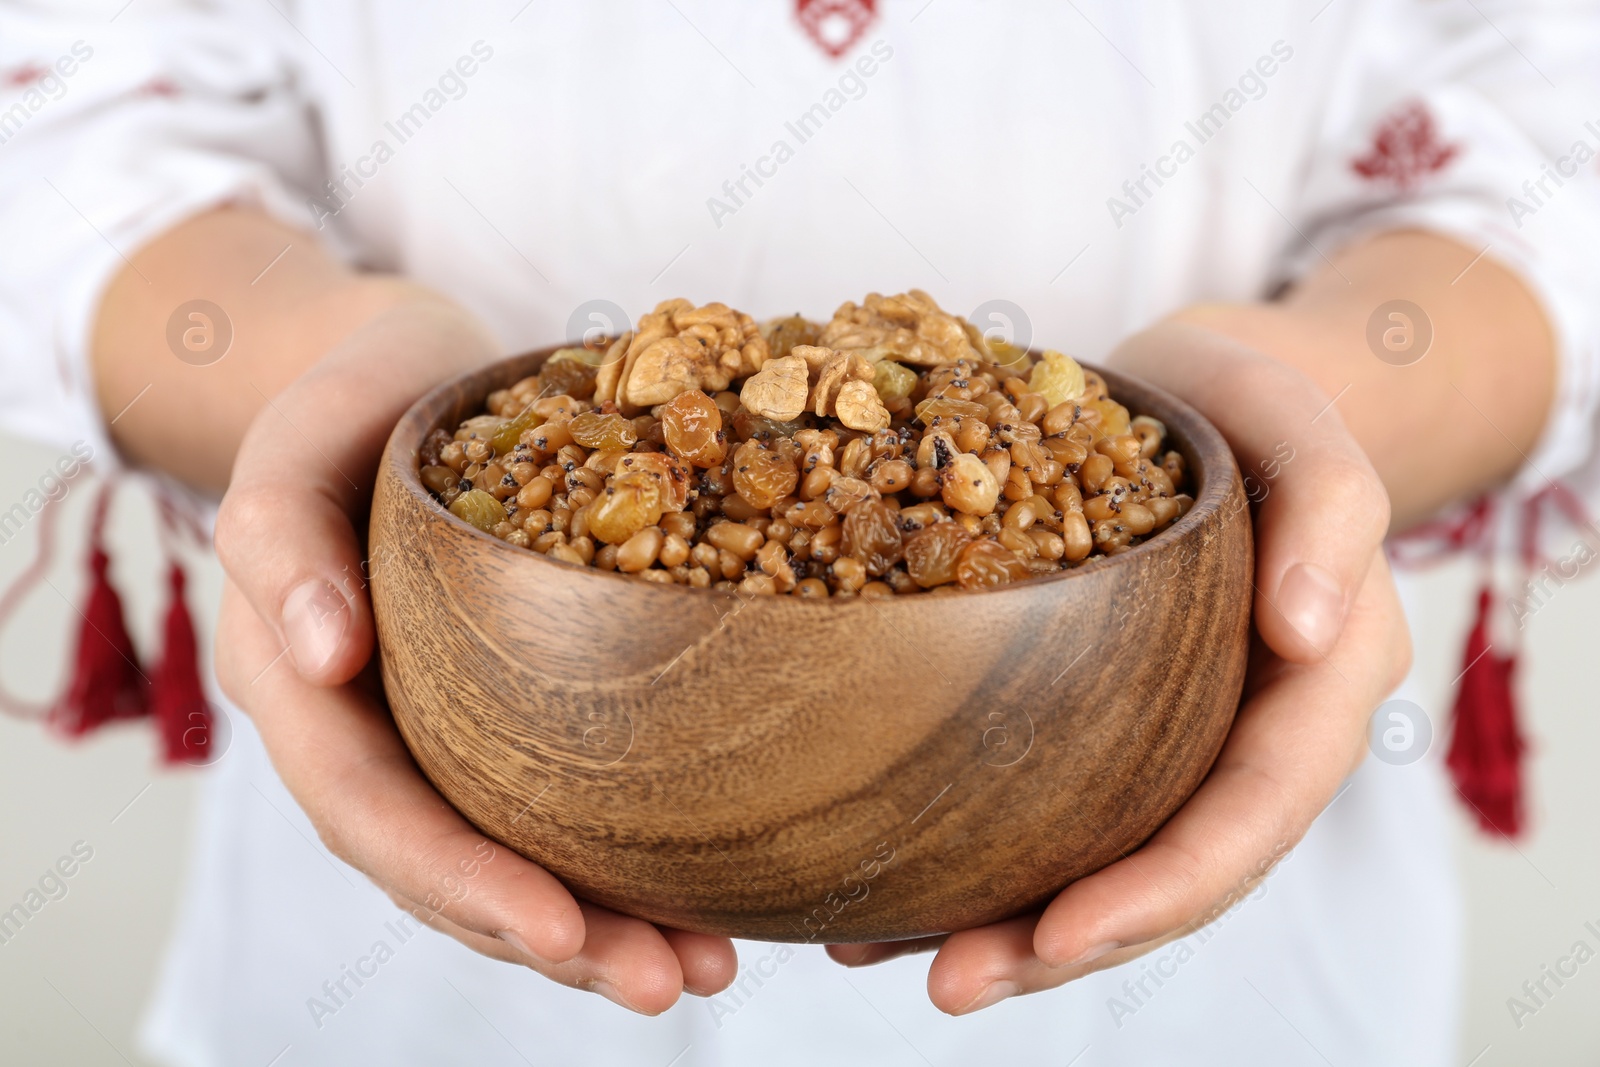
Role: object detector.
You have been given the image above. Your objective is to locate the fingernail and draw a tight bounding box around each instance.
[587,980,658,1016]
[1276,562,1344,653]
[957,980,1020,1015]
[831,945,877,967]
[283,580,349,675]
[1070,940,1122,966]
[497,930,551,965]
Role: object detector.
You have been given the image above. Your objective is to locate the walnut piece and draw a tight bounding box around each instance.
[834,379,891,431]
[818,289,982,367]
[628,337,710,406]
[790,344,841,375]
[595,299,769,414]
[805,348,875,419]
[593,331,634,407]
[739,356,810,421]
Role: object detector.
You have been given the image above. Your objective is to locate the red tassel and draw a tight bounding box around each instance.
[49,487,149,735]
[1445,587,1526,838]
[150,561,213,764]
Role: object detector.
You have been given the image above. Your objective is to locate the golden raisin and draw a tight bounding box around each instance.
[955,539,1029,589]
[904,522,971,588]
[587,472,665,545]
[539,358,598,400]
[660,389,728,467]
[492,405,543,456]
[1027,350,1087,407]
[1081,397,1132,441]
[420,465,458,495]
[731,439,798,510]
[766,314,820,360]
[568,411,639,450]
[731,408,804,443]
[873,360,918,403]
[823,476,878,516]
[449,489,507,533]
[615,451,691,511]
[841,500,904,577]
[915,397,989,424]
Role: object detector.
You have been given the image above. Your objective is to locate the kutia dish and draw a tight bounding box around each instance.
[417,291,1194,597]
[369,291,1253,943]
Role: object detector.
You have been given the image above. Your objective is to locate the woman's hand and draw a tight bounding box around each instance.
[827,322,1412,1013]
[211,295,738,1014]
[827,228,1555,1012]
[91,208,737,1012]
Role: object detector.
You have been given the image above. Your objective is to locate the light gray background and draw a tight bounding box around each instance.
[0,432,1595,1065]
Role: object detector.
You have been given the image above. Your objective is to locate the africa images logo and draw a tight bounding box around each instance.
[1106,40,1294,229]
[705,40,894,228]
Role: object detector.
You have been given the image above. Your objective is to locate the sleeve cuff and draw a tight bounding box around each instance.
[1273,82,1600,503]
[52,163,315,477]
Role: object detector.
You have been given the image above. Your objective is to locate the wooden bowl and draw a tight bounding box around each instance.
[370,346,1252,943]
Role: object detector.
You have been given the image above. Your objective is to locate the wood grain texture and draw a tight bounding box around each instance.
[370,347,1253,943]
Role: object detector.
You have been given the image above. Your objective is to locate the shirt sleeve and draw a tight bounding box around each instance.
[1276,0,1600,498]
[0,0,323,466]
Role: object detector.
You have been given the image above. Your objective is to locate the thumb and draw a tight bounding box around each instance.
[214,300,495,684]
[1113,324,1390,664]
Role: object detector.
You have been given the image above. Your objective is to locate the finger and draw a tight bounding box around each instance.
[926,920,1203,1015]
[1113,326,1391,663]
[1030,556,1408,968]
[531,904,687,1015]
[382,889,692,1015]
[925,915,1064,1014]
[214,300,494,684]
[658,928,739,997]
[216,581,585,965]
[379,886,528,965]
[826,935,945,968]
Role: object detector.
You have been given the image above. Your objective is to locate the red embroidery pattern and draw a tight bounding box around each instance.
[795,0,878,59]
[1351,101,1461,191]
[3,63,48,89]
